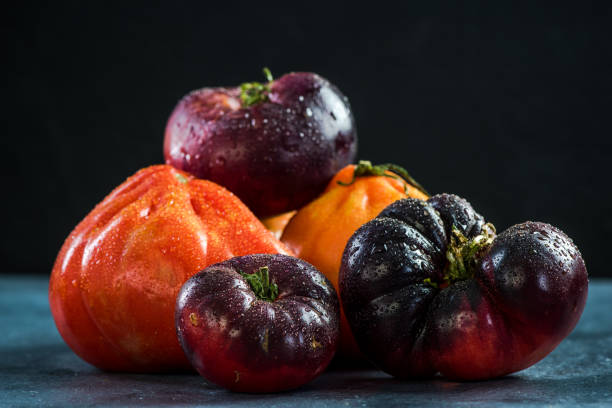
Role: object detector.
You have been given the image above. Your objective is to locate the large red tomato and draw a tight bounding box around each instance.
[49,165,290,372]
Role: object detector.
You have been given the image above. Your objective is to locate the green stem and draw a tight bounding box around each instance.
[425,223,496,288]
[241,266,279,302]
[240,67,274,107]
[337,160,429,195]
[262,67,273,82]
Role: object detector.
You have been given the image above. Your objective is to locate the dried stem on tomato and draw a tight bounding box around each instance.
[337,160,428,196]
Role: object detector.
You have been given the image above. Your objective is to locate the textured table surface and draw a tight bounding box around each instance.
[1,275,611,407]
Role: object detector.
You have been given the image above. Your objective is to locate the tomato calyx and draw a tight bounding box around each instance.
[337,160,429,196]
[424,223,496,289]
[240,266,279,302]
[240,67,274,107]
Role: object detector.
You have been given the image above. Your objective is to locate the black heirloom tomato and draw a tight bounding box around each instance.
[176,254,340,392]
[164,70,357,217]
[339,194,588,380]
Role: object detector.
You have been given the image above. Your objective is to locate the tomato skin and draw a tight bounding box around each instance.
[175,254,339,393]
[49,165,290,372]
[339,194,588,380]
[281,164,427,357]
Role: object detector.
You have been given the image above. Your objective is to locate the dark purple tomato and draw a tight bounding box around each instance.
[339,194,588,380]
[175,254,340,393]
[164,70,357,216]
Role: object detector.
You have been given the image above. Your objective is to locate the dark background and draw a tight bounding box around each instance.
[5,2,611,276]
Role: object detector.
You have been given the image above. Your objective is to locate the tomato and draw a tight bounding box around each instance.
[176,254,339,392]
[49,165,290,372]
[164,70,357,217]
[340,194,588,380]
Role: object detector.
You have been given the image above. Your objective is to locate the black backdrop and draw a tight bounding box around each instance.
[5,2,611,276]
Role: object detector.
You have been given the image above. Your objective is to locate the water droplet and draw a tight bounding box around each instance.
[298,95,304,102]
[305,108,313,117]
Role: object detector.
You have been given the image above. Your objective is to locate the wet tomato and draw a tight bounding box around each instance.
[176,254,340,392]
[340,194,588,380]
[164,69,357,217]
[49,165,290,372]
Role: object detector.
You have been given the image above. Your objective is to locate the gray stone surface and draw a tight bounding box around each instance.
[1,275,610,407]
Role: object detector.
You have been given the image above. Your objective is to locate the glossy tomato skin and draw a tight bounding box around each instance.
[176,254,340,392]
[164,72,357,217]
[340,194,588,380]
[49,165,290,372]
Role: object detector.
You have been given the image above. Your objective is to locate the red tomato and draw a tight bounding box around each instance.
[49,165,290,372]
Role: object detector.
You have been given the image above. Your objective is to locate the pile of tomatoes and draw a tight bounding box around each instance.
[49,69,587,393]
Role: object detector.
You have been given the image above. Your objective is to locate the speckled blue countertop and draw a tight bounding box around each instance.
[1,275,611,407]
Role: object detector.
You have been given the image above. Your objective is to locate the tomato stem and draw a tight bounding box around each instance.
[425,223,496,288]
[240,67,274,107]
[241,266,279,302]
[337,160,428,195]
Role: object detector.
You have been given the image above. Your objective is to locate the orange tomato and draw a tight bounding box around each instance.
[49,165,291,372]
[281,161,428,358]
